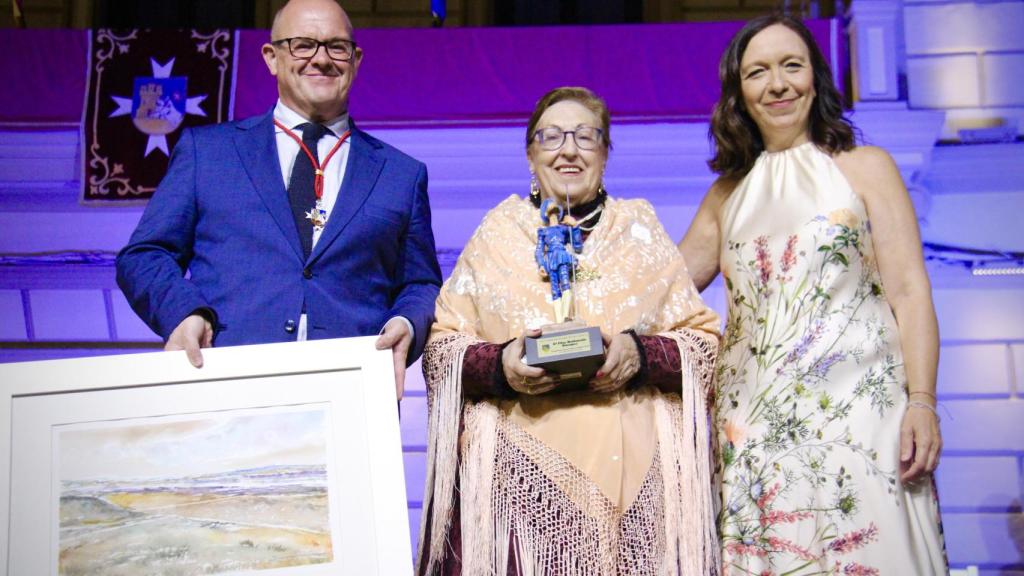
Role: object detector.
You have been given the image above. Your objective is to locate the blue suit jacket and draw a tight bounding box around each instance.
[116,110,442,363]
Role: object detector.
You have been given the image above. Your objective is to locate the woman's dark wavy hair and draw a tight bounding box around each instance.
[709,13,855,178]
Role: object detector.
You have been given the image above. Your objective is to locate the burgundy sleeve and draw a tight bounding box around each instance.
[631,330,719,395]
[630,334,683,393]
[461,341,517,400]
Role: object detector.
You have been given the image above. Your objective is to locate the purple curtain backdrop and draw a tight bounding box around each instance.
[0,29,89,125]
[1,20,842,126]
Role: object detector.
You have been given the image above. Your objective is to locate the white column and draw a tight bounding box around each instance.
[849,0,904,102]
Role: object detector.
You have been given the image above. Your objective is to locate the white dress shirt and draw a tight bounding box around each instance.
[272,100,352,251]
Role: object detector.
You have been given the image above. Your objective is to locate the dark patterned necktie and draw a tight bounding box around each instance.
[287,122,329,260]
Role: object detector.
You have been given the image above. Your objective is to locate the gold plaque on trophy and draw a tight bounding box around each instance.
[524,322,604,393]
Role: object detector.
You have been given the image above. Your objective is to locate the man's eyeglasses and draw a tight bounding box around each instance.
[272,37,358,62]
[532,126,604,151]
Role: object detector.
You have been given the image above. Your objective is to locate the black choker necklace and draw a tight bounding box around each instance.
[532,188,608,228]
[573,204,604,231]
[568,189,606,231]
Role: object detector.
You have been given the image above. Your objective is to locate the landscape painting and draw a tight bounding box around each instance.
[56,405,334,576]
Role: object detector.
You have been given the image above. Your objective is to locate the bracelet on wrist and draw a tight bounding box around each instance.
[906,400,940,422]
[908,390,937,400]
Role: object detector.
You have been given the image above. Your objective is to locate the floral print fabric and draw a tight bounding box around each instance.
[715,143,948,575]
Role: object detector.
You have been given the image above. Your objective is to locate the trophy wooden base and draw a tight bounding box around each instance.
[524,321,605,393]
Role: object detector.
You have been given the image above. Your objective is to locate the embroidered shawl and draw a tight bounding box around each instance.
[418,195,722,575]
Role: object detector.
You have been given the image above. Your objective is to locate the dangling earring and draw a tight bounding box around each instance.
[530,173,541,202]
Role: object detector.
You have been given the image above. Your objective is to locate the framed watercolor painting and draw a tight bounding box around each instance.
[0,337,411,576]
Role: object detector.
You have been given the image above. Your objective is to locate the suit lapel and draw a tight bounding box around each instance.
[235,112,304,261]
[310,126,384,262]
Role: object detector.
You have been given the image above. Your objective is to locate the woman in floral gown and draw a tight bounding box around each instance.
[678,14,949,575]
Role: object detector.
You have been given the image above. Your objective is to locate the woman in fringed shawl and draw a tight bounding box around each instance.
[417,87,722,576]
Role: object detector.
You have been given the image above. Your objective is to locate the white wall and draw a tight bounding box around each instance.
[904,0,1024,139]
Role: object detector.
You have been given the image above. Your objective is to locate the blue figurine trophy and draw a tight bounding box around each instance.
[524,199,605,391]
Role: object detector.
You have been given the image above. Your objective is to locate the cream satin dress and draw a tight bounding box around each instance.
[714,142,948,575]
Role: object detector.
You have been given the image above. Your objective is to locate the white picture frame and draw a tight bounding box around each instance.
[0,337,411,576]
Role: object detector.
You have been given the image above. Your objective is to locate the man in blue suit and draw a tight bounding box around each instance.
[116,0,442,398]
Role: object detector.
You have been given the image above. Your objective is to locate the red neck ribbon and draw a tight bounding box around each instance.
[275,119,352,200]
